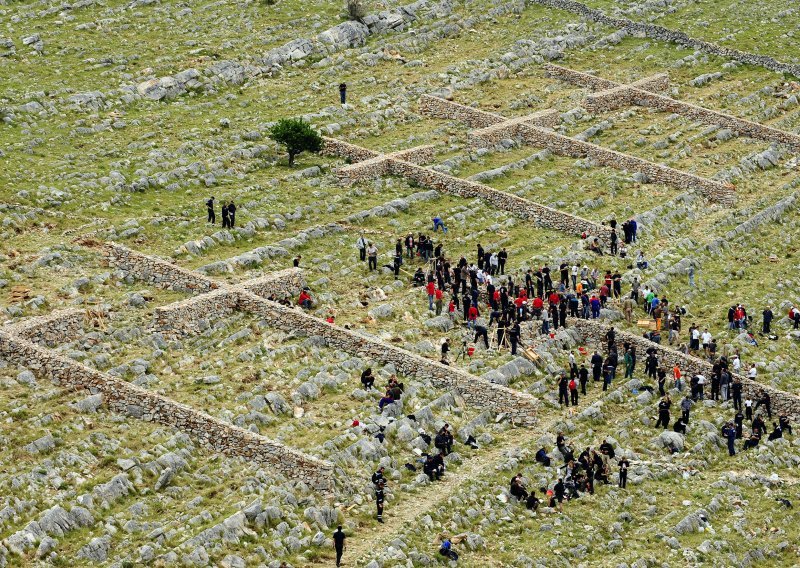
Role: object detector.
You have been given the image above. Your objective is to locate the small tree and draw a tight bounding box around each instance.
[268,118,323,167]
[346,0,368,21]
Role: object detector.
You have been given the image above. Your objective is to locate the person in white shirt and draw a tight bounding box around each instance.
[571,265,579,289]
[732,355,741,373]
[701,329,712,355]
[489,253,499,276]
[744,397,754,420]
[356,235,368,262]
[748,364,757,379]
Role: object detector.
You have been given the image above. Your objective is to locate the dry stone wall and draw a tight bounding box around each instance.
[418,94,507,128]
[4,308,89,347]
[469,110,561,146]
[232,289,541,426]
[239,268,306,299]
[545,64,800,151]
[531,0,800,78]
[154,288,240,336]
[388,159,611,239]
[322,137,381,163]
[510,123,737,205]
[418,95,735,205]
[0,330,334,491]
[154,269,307,336]
[570,319,800,422]
[321,134,609,241]
[100,242,218,294]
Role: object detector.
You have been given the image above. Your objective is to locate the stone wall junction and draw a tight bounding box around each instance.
[0,330,334,492]
[544,64,800,151]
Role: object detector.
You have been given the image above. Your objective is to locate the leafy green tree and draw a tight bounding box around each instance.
[268,118,323,166]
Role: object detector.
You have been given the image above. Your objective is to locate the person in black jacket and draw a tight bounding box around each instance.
[228,200,237,228]
[655,395,671,429]
[206,197,215,224]
[578,364,589,395]
[591,351,603,382]
[339,82,347,104]
[762,306,774,334]
[221,201,229,228]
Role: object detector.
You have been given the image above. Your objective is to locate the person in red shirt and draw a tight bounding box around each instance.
[468,304,479,328]
[434,288,444,315]
[548,291,560,306]
[298,289,312,309]
[532,296,544,317]
[326,315,335,324]
[569,378,578,405]
[599,284,609,307]
[426,281,435,311]
[448,300,456,318]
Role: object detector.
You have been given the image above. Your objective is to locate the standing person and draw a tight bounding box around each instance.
[339,82,347,104]
[440,338,450,365]
[435,287,444,315]
[553,479,565,513]
[367,242,378,271]
[591,351,603,382]
[762,306,774,334]
[221,201,230,228]
[405,233,415,259]
[578,364,588,395]
[498,248,508,275]
[558,374,570,406]
[680,395,693,424]
[374,480,385,523]
[722,423,736,456]
[609,229,618,255]
[618,457,629,488]
[732,376,743,411]
[655,395,671,429]
[357,234,368,262]
[333,526,346,567]
[426,280,435,311]
[569,376,579,406]
[228,200,236,228]
[206,196,215,224]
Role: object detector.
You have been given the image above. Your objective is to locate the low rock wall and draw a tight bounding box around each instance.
[153,288,240,336]
[4,308,89,347]
[571,319,800,421]
[322,137,381,163]
[532,0,800,78]
[388,159,610,239]
[547,63,800,149]
[233,289,541,425]
[99,242,217,294]
[511,124,736,205]
[418,94,506,128]
[0,331,334,491]
[239,268,306,299]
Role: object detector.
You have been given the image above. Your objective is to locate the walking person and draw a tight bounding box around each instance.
[339,82,347,105]
[569,377,579,406]
[333,526,346,567]
[655,395,671,429]
[206,196,215,224]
